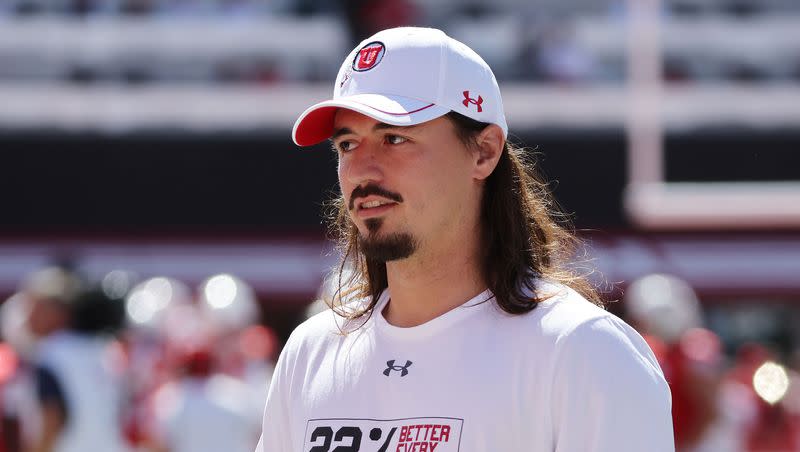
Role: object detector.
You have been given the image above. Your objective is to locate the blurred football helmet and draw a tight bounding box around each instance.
[624,273,703,344]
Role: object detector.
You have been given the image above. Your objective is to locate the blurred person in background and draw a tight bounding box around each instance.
[0,267,85,452]
[20,267,129,452]
[625,273,758,452]
[119,276,191,451]
[146,330,261,452]
[625,273,739,452]
[257,26,673,451]
[0,344,19,452]
[129,274,272,452]
[1,291,41,452]
[195,274,276,422]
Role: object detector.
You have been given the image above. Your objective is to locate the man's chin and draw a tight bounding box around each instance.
[360,232,417,262]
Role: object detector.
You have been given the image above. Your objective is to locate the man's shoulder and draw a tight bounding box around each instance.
[511,281,608,331]
[519,281,660,374]
[534,283,614,330]
[492,281,636,351]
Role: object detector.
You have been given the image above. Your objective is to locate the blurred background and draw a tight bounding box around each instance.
[0,0,799,451]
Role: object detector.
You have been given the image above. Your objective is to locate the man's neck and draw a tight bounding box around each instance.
[382,234,486,328]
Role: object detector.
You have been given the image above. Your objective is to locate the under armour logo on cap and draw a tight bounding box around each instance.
[462,91,483,112]
[383,359,412,377]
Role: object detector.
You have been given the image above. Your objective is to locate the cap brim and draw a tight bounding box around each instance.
[292,94,450,147]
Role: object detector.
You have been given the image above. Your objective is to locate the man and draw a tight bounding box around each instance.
[257,27,673,452]
[22,268,129,452]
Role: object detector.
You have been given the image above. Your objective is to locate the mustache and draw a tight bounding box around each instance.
[348,184,403,210]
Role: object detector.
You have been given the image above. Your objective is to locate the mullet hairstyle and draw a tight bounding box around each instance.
[324,111,601,325]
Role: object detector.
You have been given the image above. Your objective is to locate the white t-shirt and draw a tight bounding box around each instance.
[257,282,674,452]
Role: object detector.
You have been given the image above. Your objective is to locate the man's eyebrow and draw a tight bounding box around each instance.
[331,127,353,140]
[374,122,419,132]
[331,122,419,140]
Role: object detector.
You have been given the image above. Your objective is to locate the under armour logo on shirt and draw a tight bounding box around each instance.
[383,360,413,377]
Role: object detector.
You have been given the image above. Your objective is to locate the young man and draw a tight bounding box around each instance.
[257,27,674,452]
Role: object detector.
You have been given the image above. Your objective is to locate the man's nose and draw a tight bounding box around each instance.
[343,140,384,187]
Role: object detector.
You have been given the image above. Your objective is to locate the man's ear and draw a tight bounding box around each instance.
[472,124,505,181]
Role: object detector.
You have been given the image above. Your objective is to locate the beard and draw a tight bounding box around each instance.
[359,218,417,262]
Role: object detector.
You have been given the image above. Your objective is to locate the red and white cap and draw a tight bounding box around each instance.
[292,27,508,147]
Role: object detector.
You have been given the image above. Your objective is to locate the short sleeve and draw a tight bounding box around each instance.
[551,315,675,452]
[256,331,299,452]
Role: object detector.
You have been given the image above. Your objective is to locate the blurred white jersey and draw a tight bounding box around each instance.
[35,331,129,452]
[153,375,261,452]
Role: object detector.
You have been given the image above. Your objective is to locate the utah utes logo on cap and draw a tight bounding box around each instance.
[353,41,386,72]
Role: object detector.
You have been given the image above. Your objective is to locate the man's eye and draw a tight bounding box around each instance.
[386,135,407,145]
[336,140,357,153]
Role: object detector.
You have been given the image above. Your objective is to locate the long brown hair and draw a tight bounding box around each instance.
[324,111,601,323]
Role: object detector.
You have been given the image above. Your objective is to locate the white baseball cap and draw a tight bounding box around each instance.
[292,27,508,147]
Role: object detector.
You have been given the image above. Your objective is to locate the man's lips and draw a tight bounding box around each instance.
[348,184,403,210]
[354,196,398,210]
[350,196,398,218]
[354,200,398,219]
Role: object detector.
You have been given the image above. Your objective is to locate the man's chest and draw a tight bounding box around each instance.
[290,334,552,452]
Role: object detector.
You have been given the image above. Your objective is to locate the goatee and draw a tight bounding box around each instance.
[360,219,417,262]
